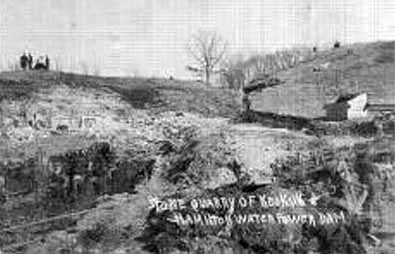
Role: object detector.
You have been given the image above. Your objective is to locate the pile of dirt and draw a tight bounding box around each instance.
[136,142,391,254]
[139,186,363,254]
[162,131,239,190]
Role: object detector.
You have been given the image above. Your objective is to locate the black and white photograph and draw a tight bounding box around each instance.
[0,1,394,253]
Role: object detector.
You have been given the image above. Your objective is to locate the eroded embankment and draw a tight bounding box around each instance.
[1,76,395,254]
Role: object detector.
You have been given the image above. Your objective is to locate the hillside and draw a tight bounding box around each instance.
[0,70,323,253]
[0,70,242,165]
[250,41,395,118]
[0,43,394,254]
[0,71,241,118]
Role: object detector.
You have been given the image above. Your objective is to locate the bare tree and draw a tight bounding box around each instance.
[186,30,227,85]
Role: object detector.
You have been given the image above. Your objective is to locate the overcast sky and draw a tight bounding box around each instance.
[0,0,394,78]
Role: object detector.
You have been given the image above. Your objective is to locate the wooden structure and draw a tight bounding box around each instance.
[324,93,368,121]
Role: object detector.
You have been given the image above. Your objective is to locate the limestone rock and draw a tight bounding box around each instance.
[204,167,238,190]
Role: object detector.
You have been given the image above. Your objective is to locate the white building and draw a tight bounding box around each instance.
[324,93,368,121]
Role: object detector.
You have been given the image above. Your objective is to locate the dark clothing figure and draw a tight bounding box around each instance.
[33,56,50,70]
[20,54,28,70]
[34,60,47,70]
[334,41,340,48]
[45,55,50,70]
[28,54,33,70]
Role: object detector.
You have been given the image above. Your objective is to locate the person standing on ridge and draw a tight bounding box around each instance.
[20,52,28,70]
[28,52,33,70]
[45,55,50,70]
[34,56,46,70]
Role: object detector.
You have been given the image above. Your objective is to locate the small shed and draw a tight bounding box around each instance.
[324,93,368,121]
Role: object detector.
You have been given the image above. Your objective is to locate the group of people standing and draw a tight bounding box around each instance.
[20,52,50,71]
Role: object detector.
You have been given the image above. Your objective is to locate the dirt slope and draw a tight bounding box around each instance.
[251,41,395,118]
[0,71,241,118]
